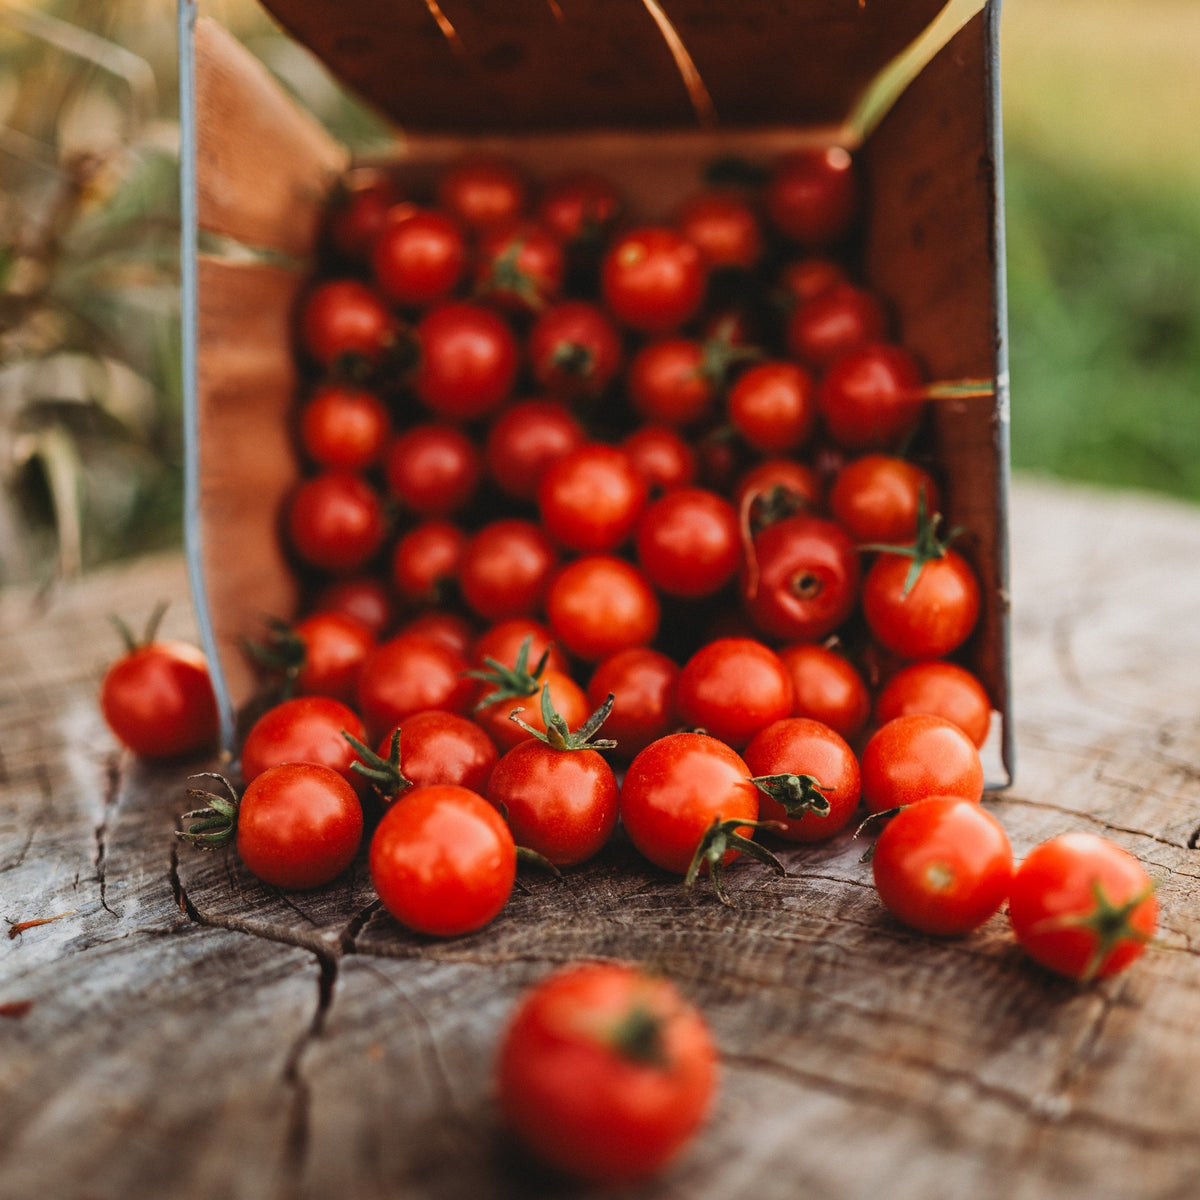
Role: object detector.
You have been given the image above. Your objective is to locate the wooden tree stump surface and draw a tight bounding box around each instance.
[3,475,1200,1200]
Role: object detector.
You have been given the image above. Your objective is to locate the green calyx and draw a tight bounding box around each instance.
[241,615,306,696]
[699,323,762,388]
[1036,879,1157,983]
[478,237,545,311]
[508,685,618,753]
[684,816,787,907]
[608,1002,668,1067]
[109,599,169,654]
[858,486,967,597]
[467,635,548,714]
[176,773,240,849]
[346,729,412,803]
[749,773,832,821]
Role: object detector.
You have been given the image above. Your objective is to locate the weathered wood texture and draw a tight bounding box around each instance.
[3,476,1200,1200]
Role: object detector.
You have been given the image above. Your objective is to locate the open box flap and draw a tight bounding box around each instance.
[258,0,953,134]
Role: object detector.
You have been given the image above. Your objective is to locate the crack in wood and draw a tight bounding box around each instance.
[988,793,1190,852]
[0,764,48,872]
[93,752,123,918]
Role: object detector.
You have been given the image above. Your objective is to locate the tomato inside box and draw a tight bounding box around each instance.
[180,0,1011,781]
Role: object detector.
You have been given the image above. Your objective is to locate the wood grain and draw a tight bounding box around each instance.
[2,477,1199,1199]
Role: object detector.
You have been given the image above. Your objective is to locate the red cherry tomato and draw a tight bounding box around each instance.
[299,383,389,470]
[375,710,499,795]
[496,962,717,1185]
[235,762,363,890]
[601,226,706,334]
[734,458,823,522]
[764,147,858,246]
[313,576,393,637]
[327,167,401,260]
[286,471,385,574]
[356,634,475,739]
[786,282,888,369]
[635,486,740,599]
[287,610,375,703]
[537,444,648,554]
[369,784,516,936]
[484,399,585,502]
[436,155,527,232]
[622,425,698,494]
[872,797,1012,936]
[299,279,394,370]
[727,360,817,454]
[860,714,984,815]
[390,519,465,606]
[628,338,715,427]
[240,695,366,789]
[777,642,870,743]
[384,423,482,517]
[397,611,475,660]
[458,519,558,621]
[743,716,861,842]
[475,670,589,754]
[536,169,623,248]
[818,342,925,450]
[413,301,519,421]
[546,556,660,662]
[875,661,992,749]
[675,189,764,270]
[586,647,679,761]
[100,624,218,759]
[829,453,942,545]
[776,256,848,307]
[371,206,467,307]
[527,301,623,398]
[475,219,565,313]
[471,617,569,678]
[1008,832,1158,981]
[675,638,794,750]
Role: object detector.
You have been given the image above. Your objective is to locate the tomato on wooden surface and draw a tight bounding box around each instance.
[872,797,1012,936]
[874,660,992,749]
[239,695,366,789]
[369,784,516,936]
[777,642,870,743]
[764,147,858,246]
[473,650,590,754]
[372,206,467,307]
[485,398,585,501]
[546,555,660,662]
[537,444,649,554]
[527,301,623,398]
[496,962,718,1185]
[246,611,374,705]
[1008,832,1158,981]
[744,717,861,842]
[286,471,386,574]
[356,634,475,739]
[383,422,482,517]
[601,226,706,334]
[635,486,740,599]
[586,646,679,760]
[860,714,984,815]
[100,609,218,759]
[413,301,519,421]
[357,710,499,799]
[299,383,390,471]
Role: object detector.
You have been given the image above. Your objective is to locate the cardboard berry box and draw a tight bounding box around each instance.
[178,0,1012,782]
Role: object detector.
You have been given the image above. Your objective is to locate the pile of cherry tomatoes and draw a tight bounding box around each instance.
[99,144,1158,1185]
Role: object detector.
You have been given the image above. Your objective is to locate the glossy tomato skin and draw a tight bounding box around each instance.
[601,226,706,334]
[100,639,218,759]
[290,611,375,703]
[397,611,475,660]
[675,638,794,750]
[240,696,366,788]
[777,256,847,307]
[485,399,585,501]
[1008,833,1158,981]
[620,733,759,875]
[538,444,649,554]
[487,739,619,866]
[527,301,623,398]
[635,487,740,599]
[384,423,482,517]
[872,797,1012,936]
[818,342,924,450]
[372,206,467,307]
[496,962,717,1185]
[875,661,992,749]
[860,714,984,814]
[377,710,499,794]
[370,784,516,936]
[742,514,860,643]
[743,717,861,842]
[299,383,389,471]
[734,458,823,519]
[828,454,941,545]
[356,634,475,739]
[623,425,698,494]
[727,361,817,454]
[586,647,679,761]
[458,519,558,621]
[676,189,764,270]
[546,556,660,662]
[287,472,386,574]
[327,167,401,260]
[536,169,623,248]
[471,618,569,677]
[413,302,519,421]
[475,219,566,313]
[313,576,393,638]
[628,338,713,427]
[777,643,870,743]
[786,282,887,369]
[391,519,465,606]
[299,279,394,369]
[236,763,363,891]
[764,147,858,246]
[436,155,527,232]
[476,671,589,754]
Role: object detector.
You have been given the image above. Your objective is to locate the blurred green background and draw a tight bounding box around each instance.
[1,0,1197,585]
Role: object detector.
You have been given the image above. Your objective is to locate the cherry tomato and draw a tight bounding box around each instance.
[741,514,860,642]
[537,444,648,554]
[458,519,558,621]
[484,399,585,502]
[299,279,394,370]
[818,342,925,450]
[743,716,861,842]
[586,647,679,761]
[764,147,857,246]
[286,471,386,574]
[327,167,401,260]
[372,206,467,307]
[872,797,1012,936]
[828,454,942,545]
[397,611,475,659]
[527,301,623,398]
[383,423,482,516]
[546,556,660,662]
[623,425,698,494]
[413,301,519,421]
[369,784,516,936]
[234,763,363,890]
[299,383,389,471]
[390,519,465,606]
[777,642,870,743]
[313,576,393,637]
[475,219,565,313]
[874,661,992,749]
[496,962,717,1185]
[675,638,794,750]
[476,669,589,754]
[373,710,499,795]
[1008,832,1158,981]
[601,226,706,334]
[536,169,623,248]
[436,154,527,232]
[860,714,984,815]
[285,611,375,703]
[675,189,764,270]
[240,695,366,788]
[776,256,847,307]
[356,634,475,739]
[100,617,218,759]
[629,338,714,427]
[727,360,817,454]
[734,458,823,525]
[785,282,888,369]
[471,618,569,678]
[635,486,740,599]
